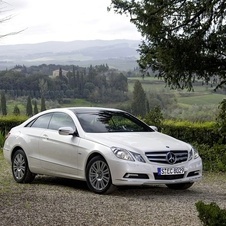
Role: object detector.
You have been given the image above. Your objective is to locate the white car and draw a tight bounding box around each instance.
[3,107,202,194]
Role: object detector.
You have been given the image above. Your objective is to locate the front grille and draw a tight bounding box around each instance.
[153,173,184,180]
[145,150,188,164]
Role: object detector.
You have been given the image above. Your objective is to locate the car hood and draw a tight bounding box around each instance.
[84,131,190,153]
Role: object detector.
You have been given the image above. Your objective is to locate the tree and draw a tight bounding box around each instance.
[0,92,7,115]
[0,1,24,39]
[131,80,147,117]
[216,99,226,143]
[33,100,38,114]
[26,96,33,116]
[13,105,20,116]
[144,106,163,130]
[41,96,46,112]
[110,0,226,90]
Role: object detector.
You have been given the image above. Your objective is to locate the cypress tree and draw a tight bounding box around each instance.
[1,92,7,116]
[33,100,39,114]
[26,96,33,116]
[41,96,46,112]
[131,80,147,117]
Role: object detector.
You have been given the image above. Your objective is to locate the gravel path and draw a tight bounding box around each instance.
[0,173,226,226]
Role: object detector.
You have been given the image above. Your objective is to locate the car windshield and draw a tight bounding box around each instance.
[75,110,153,133]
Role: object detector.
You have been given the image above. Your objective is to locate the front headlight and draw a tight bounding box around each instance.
[189,146,199,160]
[111,147,134,161]
[193,147,199,159]
[188,149,193,161]
[111,147,146,163]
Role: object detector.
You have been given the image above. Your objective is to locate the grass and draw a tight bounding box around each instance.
[128,77,225,106]
[0,150,28,195]
[0,150,13,194]
[177,93,225,105]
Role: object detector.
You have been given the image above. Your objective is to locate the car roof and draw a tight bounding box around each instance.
[67,107,124,114]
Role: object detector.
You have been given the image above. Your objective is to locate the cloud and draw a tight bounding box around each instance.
[0,0,141,45]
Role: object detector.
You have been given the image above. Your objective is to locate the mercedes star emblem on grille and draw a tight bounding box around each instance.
[166,152,176,164]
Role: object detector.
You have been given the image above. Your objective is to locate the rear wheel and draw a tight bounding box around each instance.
[166,182,194,190]
[12,149,36,183]
[86,156,116,194]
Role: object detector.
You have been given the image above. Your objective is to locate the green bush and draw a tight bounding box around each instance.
[193,142,226,172]
[0,115,27,135]
[196,201,226,226]
[162,120,219,146]
[144,106,164,131]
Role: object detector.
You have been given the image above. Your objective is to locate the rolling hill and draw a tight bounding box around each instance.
[0,39,140,71]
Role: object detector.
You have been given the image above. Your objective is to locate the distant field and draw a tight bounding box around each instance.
[128,77,226,106]
[177,93,224,105]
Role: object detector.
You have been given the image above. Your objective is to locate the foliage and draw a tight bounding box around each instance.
[33,100,39,114]
[147,90,177,111]
[110,0,226,90]
[0,64,128,104]
[162,120,218,146]
[26,96,33,116]
[193,142,226,172]
[0,92,7,115]
[165,104,219,122]
[41,96,46,112]
[196,201,226,226]
[13,105,20,116]
[216,99,226,141]
[131,80,147,117]
[0,115,27,134]
[144,106,163,130]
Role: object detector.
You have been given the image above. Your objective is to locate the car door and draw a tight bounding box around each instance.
[38,112,80,177]
[23,113,53,171]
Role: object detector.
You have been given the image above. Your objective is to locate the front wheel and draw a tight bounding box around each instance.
[12,149,36,183]
[86,156,116,194]
[166,182,194,190]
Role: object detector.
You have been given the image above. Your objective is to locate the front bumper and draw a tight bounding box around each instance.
[108,157,202,186]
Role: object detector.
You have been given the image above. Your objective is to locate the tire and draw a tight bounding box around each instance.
[166,182,194,190]
[12,149,36,183]
[86,156,116,194]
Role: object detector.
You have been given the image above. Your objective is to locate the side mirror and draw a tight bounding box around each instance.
[58,127,77,136]
[150,126,158,131]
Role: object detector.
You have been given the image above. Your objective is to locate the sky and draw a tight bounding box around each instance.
[0,0,141,45]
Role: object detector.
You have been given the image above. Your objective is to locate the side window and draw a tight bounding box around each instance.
[48,112,75,131]
[29,114,52,129]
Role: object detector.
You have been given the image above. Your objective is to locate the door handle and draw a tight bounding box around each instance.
[42,134,49,140]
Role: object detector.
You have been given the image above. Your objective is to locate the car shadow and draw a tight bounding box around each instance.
[31,175,201,197]
[32,175,89,191]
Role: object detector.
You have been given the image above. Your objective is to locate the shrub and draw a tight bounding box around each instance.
[193,142,226,172]
[0,115,27,135]
[144,106,164,130]
[162,120,218,146]
[196,201,226,226]
[216,99,226,143]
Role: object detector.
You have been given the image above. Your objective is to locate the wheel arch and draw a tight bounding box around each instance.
[11,146,25,162]
[85,152,107,171]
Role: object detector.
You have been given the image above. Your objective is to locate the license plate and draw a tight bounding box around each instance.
[157,167,184,175]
